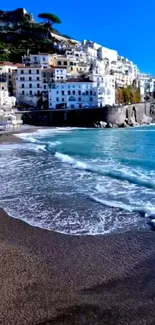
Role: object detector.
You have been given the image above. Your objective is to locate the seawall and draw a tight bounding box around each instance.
[101,102,151,125]
[19,102,154,127]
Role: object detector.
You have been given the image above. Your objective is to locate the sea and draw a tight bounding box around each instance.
[0,125,155,235]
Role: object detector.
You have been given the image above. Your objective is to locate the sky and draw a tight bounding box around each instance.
[2,0,155,74]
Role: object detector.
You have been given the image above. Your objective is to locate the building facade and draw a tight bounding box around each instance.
[48,78,115,110]
[16,66,43,96]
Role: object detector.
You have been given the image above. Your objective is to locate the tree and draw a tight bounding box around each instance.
[38,13,61,28]
[122,87,130,103]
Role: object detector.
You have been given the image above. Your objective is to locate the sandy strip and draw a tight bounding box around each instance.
[0,126,42,143]
[0,208,155,325]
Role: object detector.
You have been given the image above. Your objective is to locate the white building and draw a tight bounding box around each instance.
[0,61,20,94]
[0,86,16,109]
[16,66,43,96]
[48,78,115,110]
[22,53,53,68]
[97,46,118,62]
[137,73,155,97]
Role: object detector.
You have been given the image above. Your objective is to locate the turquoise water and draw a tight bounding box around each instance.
[0,126,155,234]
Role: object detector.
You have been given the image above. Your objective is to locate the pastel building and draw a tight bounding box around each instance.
[48,78,115,110]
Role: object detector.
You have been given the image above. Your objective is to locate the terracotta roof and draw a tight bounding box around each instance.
[0,61,22,67]
[16,63,25,68]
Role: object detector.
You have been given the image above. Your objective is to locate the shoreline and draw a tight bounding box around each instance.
[0,208,155,324]
[0,123,155,145]
[0,125,44,144]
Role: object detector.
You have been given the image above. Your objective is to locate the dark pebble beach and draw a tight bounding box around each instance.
[0,208,155,325]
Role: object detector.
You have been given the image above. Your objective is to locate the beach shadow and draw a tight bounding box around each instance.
[36,304,120,325]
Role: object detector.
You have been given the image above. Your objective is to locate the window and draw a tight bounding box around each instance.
[78,90,81,95]
[22,84,24,88]
[73,90,75,95]
[22,90,25,95]
[29,84,32,88]
[29,77,32,81]
[79,98,81,101]
[34,57,37,61]
[37,90,40,95]
[64,61,67,65]
[86,90,89,95]
[58,61,62,65]
[72,85,75,88]
[37,70,39,74]
[71,67,73,71]
[29,70,31,74]
[56,97,59,102]
[37,77,40,81]
[61,76,63,79]
[29,90,32,95]
[37,84,40,88]
[90,90,92,95]
[79,104,82,108]
[43,57,45,61]
[68,90,71,95]
[62,90,64,95]
[57,91,59,94]
[44,85,46,90]
[71,104,74,109]
[21,70,24,74]
[2,87,4,90]
[62,98,64,102]
[8,68,11,73]
[90,98,93,101]
[70,62,73,66]
[20,77,25,81]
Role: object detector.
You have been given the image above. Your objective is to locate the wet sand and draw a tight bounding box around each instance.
[0,208,155,325]
[0,126,40,143]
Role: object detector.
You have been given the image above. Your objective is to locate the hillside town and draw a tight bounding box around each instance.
[0,8,155,126]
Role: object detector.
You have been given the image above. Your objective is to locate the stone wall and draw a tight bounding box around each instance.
[101,102,151,125]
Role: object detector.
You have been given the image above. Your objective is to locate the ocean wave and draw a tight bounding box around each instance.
[89,196,155,216]
[55,152,155,190]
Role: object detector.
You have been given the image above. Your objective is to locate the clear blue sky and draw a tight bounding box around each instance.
[2,0,155,74]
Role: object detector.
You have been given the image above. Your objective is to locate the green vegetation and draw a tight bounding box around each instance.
[38,13,61,27]
[116,82,141,104]
[0,8,66,62]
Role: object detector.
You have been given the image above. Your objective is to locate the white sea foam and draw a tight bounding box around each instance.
[55,152,155,190]
[89,196,155,216]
